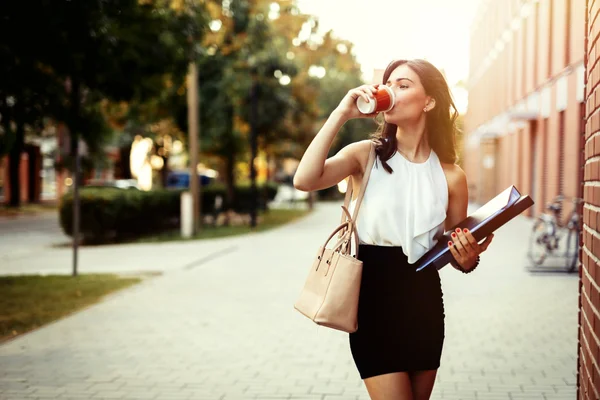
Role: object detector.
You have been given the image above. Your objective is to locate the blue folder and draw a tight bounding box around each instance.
[414,185,535,272]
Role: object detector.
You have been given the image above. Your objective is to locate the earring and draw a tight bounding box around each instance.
[423,107,428,112]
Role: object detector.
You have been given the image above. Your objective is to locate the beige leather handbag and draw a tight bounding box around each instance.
[294,143,376,333]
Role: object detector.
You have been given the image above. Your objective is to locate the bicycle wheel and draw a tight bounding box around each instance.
[529,219,548,266]
[565,228,580,272]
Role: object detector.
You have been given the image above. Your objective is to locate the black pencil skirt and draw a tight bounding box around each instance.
[349,244,445,379]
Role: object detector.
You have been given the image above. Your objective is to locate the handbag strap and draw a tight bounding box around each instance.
[340,142,376,224]
[335,142,376,257]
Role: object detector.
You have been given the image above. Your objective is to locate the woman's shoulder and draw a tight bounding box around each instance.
[345,139,373,154]
[343,139,374,171]
[439,162,467,193]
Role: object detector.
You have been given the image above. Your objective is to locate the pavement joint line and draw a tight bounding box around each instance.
[182,245,239,270]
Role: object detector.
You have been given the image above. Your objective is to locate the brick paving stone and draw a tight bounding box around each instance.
[89,393,126,399]
[548,392,576,399]
[0,203,578,400]
[476,394,513,399]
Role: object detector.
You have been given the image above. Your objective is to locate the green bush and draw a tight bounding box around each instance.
[317,185,345,201]
[59,183,278,243]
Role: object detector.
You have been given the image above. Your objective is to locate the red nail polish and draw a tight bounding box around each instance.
[463,228,468,233]
[451,233,456,238]
[455,228,461,233]
[448,241,452,246]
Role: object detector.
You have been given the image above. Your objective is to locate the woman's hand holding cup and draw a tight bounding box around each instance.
[335,84,381,120]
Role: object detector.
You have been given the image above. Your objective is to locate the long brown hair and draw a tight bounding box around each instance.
[371,59,459,173]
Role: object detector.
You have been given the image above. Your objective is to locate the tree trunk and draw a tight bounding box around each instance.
[160,155,169,188]
[266,151,272,182]
[8,123,25,208]
[117,144,132,179]
[222,104,236,226]
[69,78,81,277]
[225,152,235,207]
[249,78,258,228]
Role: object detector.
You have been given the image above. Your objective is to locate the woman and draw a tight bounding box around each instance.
[293,59,494,400]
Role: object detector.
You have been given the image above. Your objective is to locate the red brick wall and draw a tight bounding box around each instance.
[581,2,600,399]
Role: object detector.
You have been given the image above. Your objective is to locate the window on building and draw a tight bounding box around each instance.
[522,17,528,95]
[530,120,538,216]
[533,0,539,85]
[542,118,548,210]
[558,110,566,198]
[548,0,553,80]
[565,0,571,66]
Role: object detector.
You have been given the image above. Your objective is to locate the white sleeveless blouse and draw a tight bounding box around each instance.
[348,149,449,264]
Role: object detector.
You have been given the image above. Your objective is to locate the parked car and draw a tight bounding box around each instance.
[84,179,140,190]
[165,170,214,189]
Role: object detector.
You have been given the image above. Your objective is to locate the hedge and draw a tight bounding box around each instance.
[59,183,278,243]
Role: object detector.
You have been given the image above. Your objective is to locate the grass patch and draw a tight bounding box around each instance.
[136,207,311,243]
[0,274,143,342]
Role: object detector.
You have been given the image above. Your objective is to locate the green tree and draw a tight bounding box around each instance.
[0,0,207,206]
[260,9,377,164]
[180,0,299,212]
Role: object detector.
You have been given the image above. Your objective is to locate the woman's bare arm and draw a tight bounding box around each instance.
[444,164,469,230]
[444,164,494,270]
[294,111,359,192]
[293,85,379,192]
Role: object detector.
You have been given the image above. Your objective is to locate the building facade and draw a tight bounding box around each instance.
[469,1,600,398]
[0,126,121,205]
[465,0,586,217]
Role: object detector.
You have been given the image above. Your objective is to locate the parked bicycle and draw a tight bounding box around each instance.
[528,195,583,272]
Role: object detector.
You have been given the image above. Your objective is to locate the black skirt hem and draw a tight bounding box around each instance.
[358,362,442,380]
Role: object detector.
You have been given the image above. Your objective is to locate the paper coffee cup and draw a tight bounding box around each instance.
[356,85,395,114]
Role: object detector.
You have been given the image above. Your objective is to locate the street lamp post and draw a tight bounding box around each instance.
[187,62,201,234]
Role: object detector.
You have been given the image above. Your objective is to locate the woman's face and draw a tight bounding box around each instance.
[382,64,433,125]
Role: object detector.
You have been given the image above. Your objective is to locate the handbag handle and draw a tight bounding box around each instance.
[318,220,358,261]
[339,205,358,255]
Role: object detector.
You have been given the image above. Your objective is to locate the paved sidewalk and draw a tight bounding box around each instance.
[0,212,69,267]
[0,202,579,399]
[0,213,247,277]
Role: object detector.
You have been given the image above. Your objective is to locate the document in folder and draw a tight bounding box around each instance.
[414,185,534,272]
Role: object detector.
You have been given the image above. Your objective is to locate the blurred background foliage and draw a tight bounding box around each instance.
[0,0,375,208]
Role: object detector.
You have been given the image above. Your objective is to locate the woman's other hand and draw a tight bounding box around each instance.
[447,228,494,272]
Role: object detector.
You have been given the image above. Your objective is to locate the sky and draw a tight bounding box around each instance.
[295,0,484,111]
